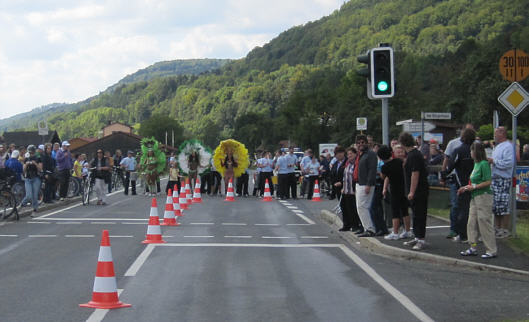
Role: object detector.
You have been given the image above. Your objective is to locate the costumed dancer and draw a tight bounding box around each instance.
[213,139,250,195]
[140,138,166,196]
[178,139,212,191]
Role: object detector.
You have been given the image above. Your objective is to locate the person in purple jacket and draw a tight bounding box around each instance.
[56,141,73,201]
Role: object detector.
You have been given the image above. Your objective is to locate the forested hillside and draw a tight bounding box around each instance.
[3,0,529,152]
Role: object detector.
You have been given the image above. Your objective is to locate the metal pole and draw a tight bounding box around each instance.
[512,115,517,236]
[421,111,424,147]
[382,98,389,145]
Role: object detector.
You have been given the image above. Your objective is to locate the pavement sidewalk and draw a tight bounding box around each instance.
[320,208,529,276]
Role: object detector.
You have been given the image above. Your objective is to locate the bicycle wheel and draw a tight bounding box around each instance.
[11,182,25,206]
[82,179,92,205]
[67,177,80,198]
[0,190,18,220]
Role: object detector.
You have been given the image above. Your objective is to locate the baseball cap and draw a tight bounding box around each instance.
[62,141,70,146]
[11,150,19,159]
[38,144,45,150]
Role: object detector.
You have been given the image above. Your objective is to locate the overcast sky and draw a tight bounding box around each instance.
[0,0,343,120]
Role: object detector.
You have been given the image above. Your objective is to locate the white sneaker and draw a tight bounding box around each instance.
[403,238,418,247]
[399,231,414,239]
[452,235,461,242]
[412,240,426,250]
[384,232,400,240]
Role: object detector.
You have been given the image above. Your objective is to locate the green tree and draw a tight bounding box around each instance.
[139,114,185,145]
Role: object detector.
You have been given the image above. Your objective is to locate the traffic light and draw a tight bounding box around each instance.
[371,47,394,98]
[356,46,395,99]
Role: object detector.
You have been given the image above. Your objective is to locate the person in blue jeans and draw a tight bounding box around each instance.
[22,145,42,216]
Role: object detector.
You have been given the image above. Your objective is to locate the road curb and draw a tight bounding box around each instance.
[320,209,529,277]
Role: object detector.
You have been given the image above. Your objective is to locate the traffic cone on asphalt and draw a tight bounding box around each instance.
[142,198,166,244]
[161,190,179,226]
[172,185,182,217]
[225,178,235,202]
[179,185,188,210]
[262,179,273,202]
[192,177,202,203]
[185,179,192,206]
[80,230,131,309]
[311,180,322,202]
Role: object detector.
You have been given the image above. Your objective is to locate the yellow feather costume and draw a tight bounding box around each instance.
[213,139,249,178]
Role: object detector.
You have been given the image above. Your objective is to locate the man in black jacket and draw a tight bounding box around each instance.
[354,135,378,237]
[330,146,346,201]
[442,128,476,242]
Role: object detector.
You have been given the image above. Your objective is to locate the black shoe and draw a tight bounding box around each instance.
[375,231,386,237]
[353,229,364,235]
[358,231,375,237]
[339,227,351,232]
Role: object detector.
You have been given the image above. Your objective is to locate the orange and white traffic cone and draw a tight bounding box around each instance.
[172,185,182,217]
[311,180,322,202]
[185,179,192,206]
[225,178,235,202]
[262,179,273,202]
[80,230,131,309]
[142,198,166,244]
[161,189,179,226]
[179,184,188,210]
[192,177,202,203]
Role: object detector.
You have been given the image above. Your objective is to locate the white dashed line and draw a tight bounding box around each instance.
[254,223,280,226]
[91,222,116,224]
[300,236,329,239]
[65,235,95,238]
[27,221,51,224]
[261,236,295,239]
[426,225,450,229]
[221,223,247,226]
[189,222,215,225]
[28,235,57,238]
[224,236,252,238]
[286,206,298,209]
[161,235,174,238]
[184,236,214,238]
[0,234,18,237]
[57,222,83,225]
[292,209,304,213]
[286,223,312,226]
[294,213,315,225]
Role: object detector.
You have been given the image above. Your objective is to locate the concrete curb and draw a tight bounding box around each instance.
[320,209,529,277]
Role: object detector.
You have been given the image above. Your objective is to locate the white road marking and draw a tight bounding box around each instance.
[85,289,124,322]
[294,213,315,225]
[261,236,295,239]
[184,236,214,238]
[57,222,83,225]
[35,202,84,219]
[109,235,134,238]
[124,245,155,277]
[292,209,304,213]
[221,223,247,226]
[91,222,116,224]
[28,235,57,237]
[286,206,298,209]
[27,221,51,224]
[300,236,329,239]
[189,222,214,225]
[0,234,18,237]
[282,203,292,206]
[224,236,252,238]
[65,235,95,238]
[37,218,147,221]
[338,245,434,322]
[426,225,450,229]
[121,222,146,225]
[254,223,280,226]
[286,223,311,226]
[161,235,174,238]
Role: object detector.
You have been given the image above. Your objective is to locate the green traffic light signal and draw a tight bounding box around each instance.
[377,81,388,92]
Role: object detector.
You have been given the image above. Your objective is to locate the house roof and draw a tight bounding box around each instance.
[0,130,61,147]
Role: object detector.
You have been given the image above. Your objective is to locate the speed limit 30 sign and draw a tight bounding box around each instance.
[499,49,529,82]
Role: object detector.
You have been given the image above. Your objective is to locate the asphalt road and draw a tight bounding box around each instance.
[1,182,529,322]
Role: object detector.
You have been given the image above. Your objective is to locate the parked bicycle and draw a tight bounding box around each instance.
[12,175,80,207]
[82,168,96,205]
[111,166,123,191]
[0,176,19,220]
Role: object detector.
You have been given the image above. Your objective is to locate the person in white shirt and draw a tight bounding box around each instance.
[120,151,137,195]
[488,126,515,238]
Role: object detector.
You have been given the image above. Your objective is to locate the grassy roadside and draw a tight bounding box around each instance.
[428,206,529,256]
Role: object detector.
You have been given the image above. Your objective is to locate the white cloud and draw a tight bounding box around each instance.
[0,0,342,119]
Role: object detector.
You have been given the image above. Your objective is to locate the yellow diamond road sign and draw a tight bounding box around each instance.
[498,82,529,116]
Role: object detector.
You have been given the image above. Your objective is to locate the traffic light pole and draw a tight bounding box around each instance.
[382,98,389,145]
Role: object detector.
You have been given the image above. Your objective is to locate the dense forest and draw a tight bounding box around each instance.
[2,0,529,152]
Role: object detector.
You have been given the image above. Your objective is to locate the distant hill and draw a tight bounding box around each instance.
[2,0,529,150]
[0,59,230,132]
[105,59,231,92]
